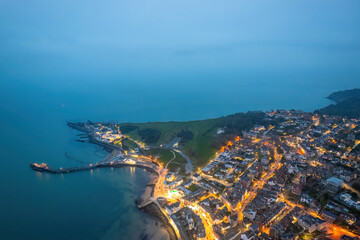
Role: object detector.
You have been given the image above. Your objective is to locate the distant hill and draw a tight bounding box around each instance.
[316,88,360,118]
[327,88,360,103]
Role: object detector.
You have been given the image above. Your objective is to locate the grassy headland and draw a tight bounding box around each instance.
[119,111,266,168]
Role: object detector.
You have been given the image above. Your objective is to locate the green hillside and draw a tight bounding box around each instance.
[118,111,265,168]
[119,118,221,167]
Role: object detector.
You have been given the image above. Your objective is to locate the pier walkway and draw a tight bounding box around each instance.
[30,160,160,175]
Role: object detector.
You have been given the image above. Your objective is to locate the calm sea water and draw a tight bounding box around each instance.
[0,76,347,240]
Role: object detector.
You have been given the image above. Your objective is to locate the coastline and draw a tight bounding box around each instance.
[136,172,157,205]
[135,169,178,240]
[54,122,177,240]
[140,202,178,240]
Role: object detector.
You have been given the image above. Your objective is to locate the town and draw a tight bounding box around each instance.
[154,111,360,240]
[38,111,360,240]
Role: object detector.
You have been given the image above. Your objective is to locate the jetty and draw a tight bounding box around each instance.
[30,160,160,175]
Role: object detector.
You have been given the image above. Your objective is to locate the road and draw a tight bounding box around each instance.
[188,204,216,240]
[200,173,232,187]
[262,125,275,138]
[237,147,282,223]
[228,148,283,240]
[343,183,360,198]
[154,150,179,198]
[174,149,194,174]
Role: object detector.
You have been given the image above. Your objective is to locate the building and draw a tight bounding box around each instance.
[193,173,201,182]
[244,208,256,221]
[326,177,343,188]
[241,230,256,240]
[165,202,181,215]
[321,210,337,223]
[297,214,326,233]
[165,173,175,182]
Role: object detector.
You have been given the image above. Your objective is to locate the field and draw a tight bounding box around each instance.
[146,148,187,174]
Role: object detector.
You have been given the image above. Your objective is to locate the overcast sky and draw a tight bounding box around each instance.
[1,0,360,87]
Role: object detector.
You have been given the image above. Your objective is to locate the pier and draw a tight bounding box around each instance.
[30,162,102,173]
[30,160,160,175]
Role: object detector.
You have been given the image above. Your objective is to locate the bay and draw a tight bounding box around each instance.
[0,77,342,240]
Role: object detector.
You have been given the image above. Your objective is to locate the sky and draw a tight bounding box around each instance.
[0,0,360,89]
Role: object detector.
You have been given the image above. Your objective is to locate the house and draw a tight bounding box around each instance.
[241,230,256,240]
[292,185,302,196]
[261,157,269,165]
[230,214,238,227]
[249,223,259,232]
[239,175,252,188]
[258,233,271,240]
[214,172,225,179]
[321,210,337,223]
[339,213,356,225]
[167,179,183,189]
[165,173,175,182]
[300,194,313,205]
[244,208,256,221]
[341,193,353,201]
[225,163,234,169]
[165,202,181,215]
[193,173,201,182]
[220,221,231,233]
[297,214,326,233]
[184,180,194,188]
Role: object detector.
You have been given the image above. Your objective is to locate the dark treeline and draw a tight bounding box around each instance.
[177,130,194,145]
[316,96,360,118]
[210,111,266,149]
[315,88,360,118]
[327,88,360,103]
[138,128,161,144]
[220,111,266,135]
[120,125,139,134]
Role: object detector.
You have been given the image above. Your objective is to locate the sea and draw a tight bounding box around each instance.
[0,75,350,240]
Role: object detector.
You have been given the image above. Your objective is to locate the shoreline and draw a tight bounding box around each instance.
[35,122,176,240]
[136,171,157,206]
[140,202,178,240]
[135,168,179,240]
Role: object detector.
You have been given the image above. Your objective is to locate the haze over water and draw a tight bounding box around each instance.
[1,1,360,240]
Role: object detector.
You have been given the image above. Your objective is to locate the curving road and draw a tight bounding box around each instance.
[165,150,176,169]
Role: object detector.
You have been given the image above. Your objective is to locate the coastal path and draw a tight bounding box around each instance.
[165,150,176,169]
